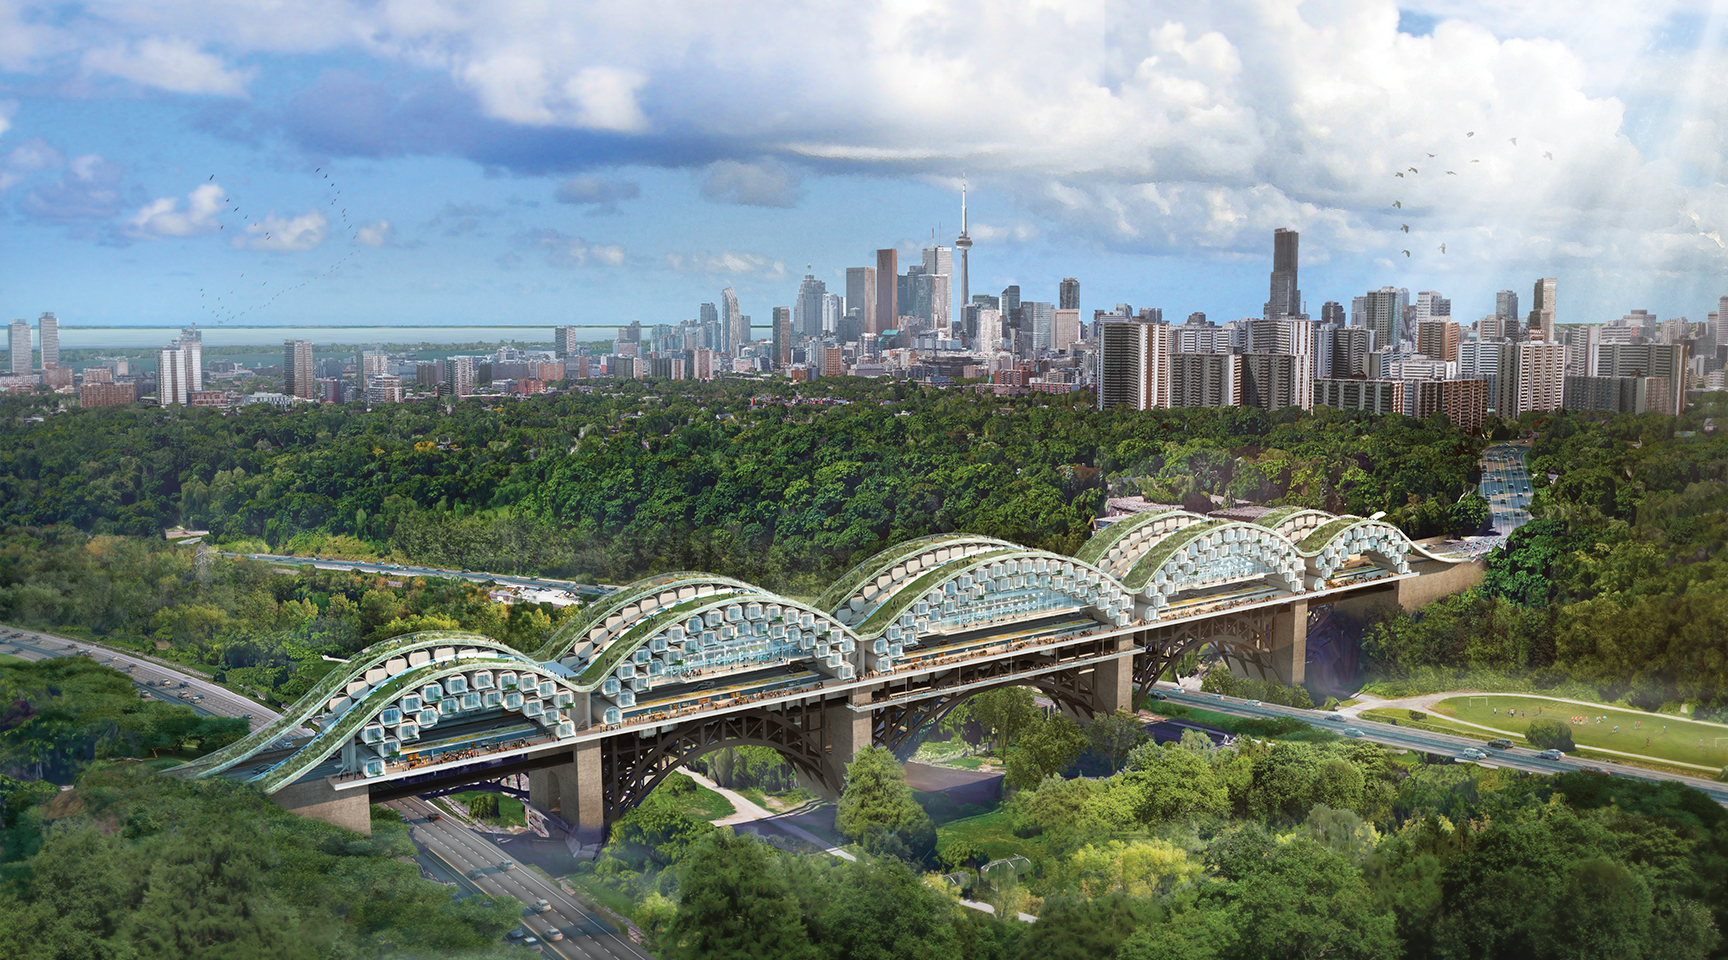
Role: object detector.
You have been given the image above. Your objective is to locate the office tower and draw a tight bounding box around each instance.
[1557,324,1601,377]
[175,324,201,392]
[821,293,843,334]
[37,312,59,369]
[795,272,827,338]
[1187,312,1206,325]
[772,306,792,366]
[1264,228,1302,319]
[1059,278,1080,310]
[1596,343,1687,415]
[974,308,1003,352]
[922,246,953,283]
[283,340,315,399]
[1416,320,1460,362]
[554,326,583,358]
[1240,353,1309,410]
[1025,301,1055,351]
[1320,301,1345,327]
[1496,289,1520,325]
[1363,288,1401,351]
[972,293,1000,310]
[1095,320,1170,411]
[1052,309,1081,352]
[873,250,897,335]
[845,267,877,334]
[1000,285,1021,324]
[720,287,744,355]
[8,320,28,375]
[700,302,718,327]
[955,182,973,309]
[444,355,475,397]
[1350,296,1367,328]
[1414,290,1450,321]
[1169,352,1242,408]
[923,271,953,331]
[1528,278,1557,342]
[1316,379,1406,417]
[840,308,865,344]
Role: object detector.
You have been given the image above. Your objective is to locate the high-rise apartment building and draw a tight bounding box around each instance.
[1096,320,1170,411]
[81,381,135,407]
[1596,343,1687,415]
[1315,379,1406,416]
[177,325,202,392]
[38,312,59,369]
[366,375,404,404]
[157,345,187,406]
[554,326,582,358]
[1170,352,1241,408]
[1350,296,1367,328]
[1416,320,1460,362]
[822,346,844,378]
[1414,291,1450,321]
[283,339,315,399]
[1411,379,1488,432]
[1241,353,1311,410]
[1527,278,1557,342]
[795,272,827,338]
[1059,278,1080,310]
[873,250,897,335]
[8,320,28,375]
[1174,315,1230,355]
[1496,290,1519,323]
[1501,341,1565,416]
[1564,375,1671,416]
[444,355,475,397]
[1320,301,1345,327]
[1052,309,1081,352]
[1332,328,1373,378]
[1264,228,1302,319]
[719,287,744,355]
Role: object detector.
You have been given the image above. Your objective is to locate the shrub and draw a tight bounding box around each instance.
[1408,710,1428,721]
[1527,718,1576,752]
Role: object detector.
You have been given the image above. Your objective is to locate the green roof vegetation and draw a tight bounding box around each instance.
[1297,516,1369,554]
[536,573,756,660]
[855,548,1026,636]
[1072,509,1200,567]
[815,535,1008,613]
[1121,520,1226,589]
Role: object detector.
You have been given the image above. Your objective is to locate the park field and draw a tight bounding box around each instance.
[1433,695,1728,770]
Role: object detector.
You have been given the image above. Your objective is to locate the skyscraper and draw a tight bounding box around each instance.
[873,249,897,335]
[554,326,581,358]
[38,312,59,369]
[179,324,202,392]
[955,181,972,311]
[1265,228,1302,319]
[1416,320,1461,362]
[845,267,877,335]
[1320,301,1345,327]
[158,345,187,406]
[1415,291,1450,320]
[1059,278,1080,311]
[284,339,315,399]
[8,320,28,375]
[1096,320,1170,411]
[772,306,792,366]
[794,272,827,338]
[1496,290,1520,323]
[1364,288,1401,351]
[1528,278,1557,342]
[721,287,745,355]
[445,355,475,397]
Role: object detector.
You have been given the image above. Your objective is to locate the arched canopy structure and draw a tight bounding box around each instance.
[819,534,1023,626]
[1073,510,1212,580]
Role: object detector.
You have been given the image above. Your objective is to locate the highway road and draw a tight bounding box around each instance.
[1479,441,1534,535]
[1153,686,1728,808]
[227,553,616,598]
[386,796,652,960]
[0,624,298,736]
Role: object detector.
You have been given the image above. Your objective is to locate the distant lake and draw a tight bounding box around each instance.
[40,324,772,351]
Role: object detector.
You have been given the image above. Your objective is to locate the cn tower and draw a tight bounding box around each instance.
[955,177,972,309]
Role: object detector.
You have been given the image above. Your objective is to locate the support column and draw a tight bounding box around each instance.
[1269,599,1308,686]
[1091,651,1136,715]
[271,777,372,835]
[818,692,872,795]
[529,741,604,844]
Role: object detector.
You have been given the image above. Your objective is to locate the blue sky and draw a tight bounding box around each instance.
[3,1,1727,333]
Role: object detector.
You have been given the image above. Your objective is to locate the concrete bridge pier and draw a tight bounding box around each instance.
[529,741,604,843]
[809,693,874,798]
[1090,650,1136,715]
[1269,599,1308,686]
[271,777,373,836]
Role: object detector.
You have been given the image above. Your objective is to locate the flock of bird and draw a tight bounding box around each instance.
[1390,131,1552,261]
[198,167,362,325]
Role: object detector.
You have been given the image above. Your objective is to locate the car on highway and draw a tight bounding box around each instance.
[1486,739,1512,749]
[521,934,542,952]
[531,899,551,914]
[1343,727,1364,738]
[1456,748,1489,762]
[1244,700,1261,707]
[469,868,485,879]
[242,713,253,720]
[544,929,564,942]
[1324,713,1344,721]
[1536,748,1564,760]
[498,860,515,872]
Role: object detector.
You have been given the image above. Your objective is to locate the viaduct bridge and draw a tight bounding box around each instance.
[174,508,1480,838]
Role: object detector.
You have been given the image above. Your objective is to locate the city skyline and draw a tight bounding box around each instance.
[3,3,1728,328]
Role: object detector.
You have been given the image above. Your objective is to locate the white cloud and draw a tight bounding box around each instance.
[81,37,253,97]
[127,182,223,237]
[237,210,328,251]
[700,159,801,208]
[354,219,394,246]
[0,136,61,191]
[555,176,641,212]
[665,250,788,279]
[514,227,626,266]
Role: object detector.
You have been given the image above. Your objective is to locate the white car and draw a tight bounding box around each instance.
[1536,748,1563,760]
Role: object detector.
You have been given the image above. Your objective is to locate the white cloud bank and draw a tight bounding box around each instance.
[128,183,224,237]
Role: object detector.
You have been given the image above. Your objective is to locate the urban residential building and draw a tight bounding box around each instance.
[1096,320,1170,411]
[284,339,316,399]
[8,320,28,375]
[1315,378,1406,416]
[1169,352,1241,408]
[1410,379,1489,432]
[80,381,135,407]
[38,312,59,368]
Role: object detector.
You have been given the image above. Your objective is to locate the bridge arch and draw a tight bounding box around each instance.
[1074,510,1213,580]
[1121,520,1306,613]
[1296,517,1420,585]
[820,534,1025,628]
[872,669,1109,757]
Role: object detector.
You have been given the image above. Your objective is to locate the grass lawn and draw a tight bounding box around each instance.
[565,874,642,923]
[936,806,1051,867]
[450,790,527,827]
[1434,695,1728,770]
[0,653,27,665]
[1358,708,1493,741]
[647,777,735,820]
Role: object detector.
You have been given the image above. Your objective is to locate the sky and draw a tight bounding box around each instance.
[3,0,1728,334]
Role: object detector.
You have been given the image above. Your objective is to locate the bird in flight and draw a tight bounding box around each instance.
[1466,131,1475,137]
[1395,172,1405,178]
[1408,167,1418,173]
[1401,224,1410,233]
[1426,153,1436,157]
[1401,250,1411,257]
[1438,243,1447,254]
[1508,138,1517,145]
[1392,200,1402,208]
[1446,171,1457,175]
[1544,151,1553,160]
[1470,159,1480,163]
